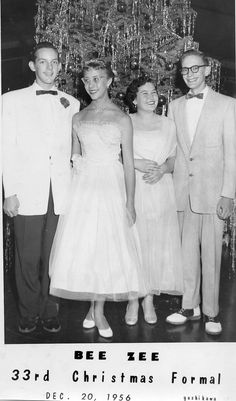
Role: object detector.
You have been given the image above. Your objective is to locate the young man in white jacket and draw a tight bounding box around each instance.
[2,41,80,334]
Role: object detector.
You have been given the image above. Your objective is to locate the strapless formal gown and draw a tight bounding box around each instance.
[131,115,183,295]
[49,120,147,301]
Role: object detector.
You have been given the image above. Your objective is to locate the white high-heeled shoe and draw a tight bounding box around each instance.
[141,300,157,324]
[83,310,95,329]
[125,303,139,326]
[95,313,113,338]
[98,326,113,338]
[83,318,95,329]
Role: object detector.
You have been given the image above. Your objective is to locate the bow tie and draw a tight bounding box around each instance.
[36,90,58,96]
[186,92,204,100]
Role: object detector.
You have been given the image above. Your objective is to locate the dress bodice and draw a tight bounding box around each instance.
[74,121,122,164]
[131,116,176,165]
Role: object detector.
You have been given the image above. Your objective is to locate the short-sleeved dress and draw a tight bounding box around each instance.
[49,119,147,301]
[131,114,183,295]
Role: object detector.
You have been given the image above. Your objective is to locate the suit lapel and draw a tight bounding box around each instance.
[190,88,216,152]
[54,90,70,133]
[176,96,191,154]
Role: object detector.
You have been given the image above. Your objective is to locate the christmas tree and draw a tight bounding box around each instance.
[35,0,221,112]
[34,0,236,270]
[4,0,235,274]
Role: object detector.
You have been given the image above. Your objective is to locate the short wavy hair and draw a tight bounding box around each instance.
[124,76,157,112]
[30,41,59,62]
[82,59,114,80]
[180,49,209,66]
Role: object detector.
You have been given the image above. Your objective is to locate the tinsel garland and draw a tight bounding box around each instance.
[4,217,14,275]
[3,0,235,274]
[34,0,222,107]
[223,200,236,276]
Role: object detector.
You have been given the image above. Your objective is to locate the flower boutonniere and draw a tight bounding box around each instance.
[60,97,70,108]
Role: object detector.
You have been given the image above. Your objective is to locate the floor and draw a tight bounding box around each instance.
[4,252,236,344]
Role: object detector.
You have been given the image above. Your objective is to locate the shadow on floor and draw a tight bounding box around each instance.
[4,256,236,344]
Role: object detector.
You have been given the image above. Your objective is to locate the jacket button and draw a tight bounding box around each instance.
[49,156,52,160]
[189,157,193,161]
[189,173,193,177]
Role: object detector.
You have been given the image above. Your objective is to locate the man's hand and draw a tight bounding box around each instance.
[135,159,159,173]
[71,153,82,174]
[3,195,20,218]
[216,196,233,220]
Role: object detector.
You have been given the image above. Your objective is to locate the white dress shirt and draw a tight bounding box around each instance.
[34,82,59,159]
[186,85,209,145]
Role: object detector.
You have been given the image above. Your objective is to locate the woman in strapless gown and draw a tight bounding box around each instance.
[124,76,183,325]
[49,60,146,338]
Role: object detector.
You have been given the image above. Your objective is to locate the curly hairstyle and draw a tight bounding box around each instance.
[124,76,157,113]
[82,59,114,80]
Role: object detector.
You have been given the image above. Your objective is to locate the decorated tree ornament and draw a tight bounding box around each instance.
[140,71,149,79]
[165,61,174,71]
[67,63,74,72]
[144,21,152,31]
[117,1,127,13]
[130,58,139,70]
[116,92,125,100]
[157,94,167,106]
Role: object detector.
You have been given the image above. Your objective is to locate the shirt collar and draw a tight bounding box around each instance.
[33,81,58,92]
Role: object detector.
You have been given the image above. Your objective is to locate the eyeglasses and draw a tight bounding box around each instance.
[180,65,208,75]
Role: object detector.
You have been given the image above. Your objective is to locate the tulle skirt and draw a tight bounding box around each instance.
[135,172,183,296]
[49,159,147,301]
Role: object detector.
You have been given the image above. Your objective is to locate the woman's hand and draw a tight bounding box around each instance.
[126,203,136,226]
[135,158,159,173]
[143,164,166,184]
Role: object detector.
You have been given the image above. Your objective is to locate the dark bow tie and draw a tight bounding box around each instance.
[36,90,58,96]
[186,92,204,100]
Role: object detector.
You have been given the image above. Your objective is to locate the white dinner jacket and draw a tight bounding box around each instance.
[2,83,80,215]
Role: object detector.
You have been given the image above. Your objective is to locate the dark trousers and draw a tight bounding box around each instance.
[14,187,59,321]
